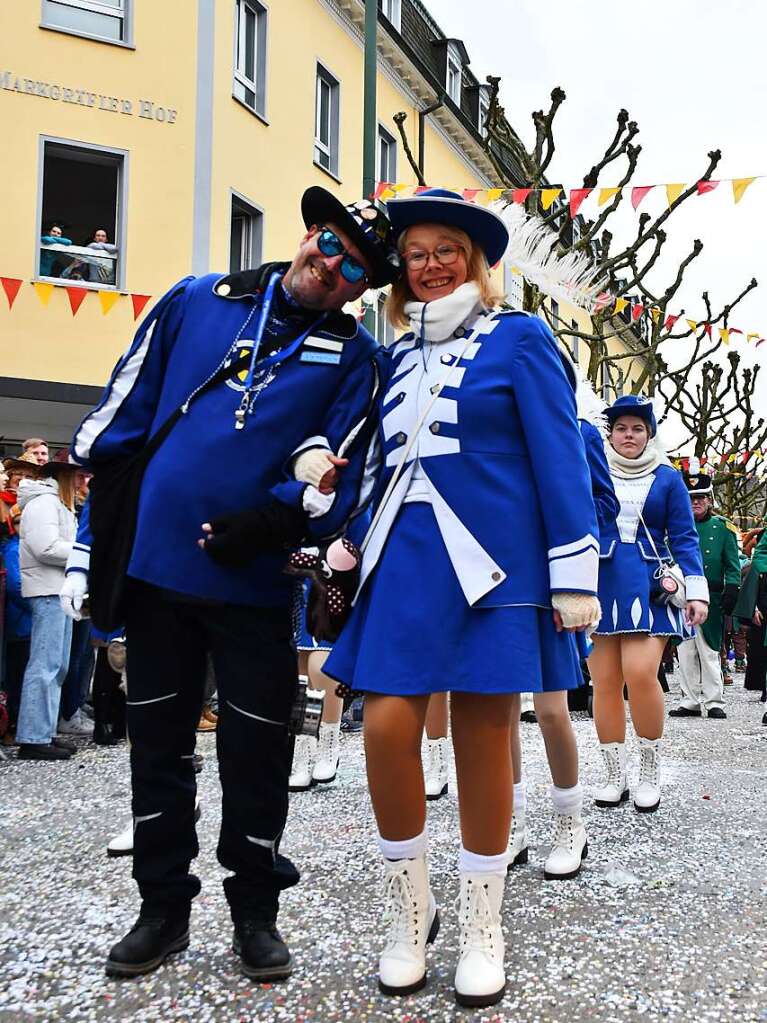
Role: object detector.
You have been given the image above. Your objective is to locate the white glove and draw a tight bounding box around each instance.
[551,592,602,630]
[293,448,334,488]
[60,571,88,621]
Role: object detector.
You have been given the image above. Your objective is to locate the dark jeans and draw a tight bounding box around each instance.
[60,618,95,721]
[4,638,30,728]
[124,581,299,922]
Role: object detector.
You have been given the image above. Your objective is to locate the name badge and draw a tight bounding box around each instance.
[300,350,342,365]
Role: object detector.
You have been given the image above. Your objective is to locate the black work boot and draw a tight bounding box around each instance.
[105,911,190,978]
[232,918,293,982]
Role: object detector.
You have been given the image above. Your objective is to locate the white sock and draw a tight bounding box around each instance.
[459,846,509,875]
[319,720,341,736]
[378,828,427,861]
[513,780,527,815]
[551,782,583,817]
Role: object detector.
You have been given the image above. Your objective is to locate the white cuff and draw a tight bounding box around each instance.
[548,535,599,594]
[684,575,709,603]
[66,542,90,574]
[302,486,336,519]
[291,434,330,460]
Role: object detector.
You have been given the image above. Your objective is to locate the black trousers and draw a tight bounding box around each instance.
[124,581,299,922]
[745,622,767,696]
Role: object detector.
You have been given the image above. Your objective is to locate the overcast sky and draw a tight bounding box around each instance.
[427,0,767,441]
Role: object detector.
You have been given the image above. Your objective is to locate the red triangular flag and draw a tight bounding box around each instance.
[729,327,743,335]
[65,286,88,316]
[373,182,389,200]
[703,323,712,338]
[631,303,645,322]
[700,456,707,466]
[512,188,532,204]
[681,458,689,471]
[131,294,152,320]
[663,313,679,331]
[697,180,719,195]
[413,185,431,195]
[631,186,654,210]
[462,189,480,202]
[569,188,592,218]
[1,277,23,310]
[742,451,752,464]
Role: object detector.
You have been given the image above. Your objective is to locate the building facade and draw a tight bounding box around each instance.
[0,0,502,449]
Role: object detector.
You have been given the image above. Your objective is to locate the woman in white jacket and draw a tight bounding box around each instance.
[15,462,78,761]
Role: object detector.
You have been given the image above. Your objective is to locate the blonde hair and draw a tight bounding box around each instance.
[56,470,76,513]
[22,437,47,452]
[387,225,506,330]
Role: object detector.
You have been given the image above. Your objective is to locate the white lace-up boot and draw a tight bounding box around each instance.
[454,871,506,1008]
[506,807,528,869]
[107,801,200,857]
[378,855,440,996]
[543,813,588,879]
[312,722,341,783]
[595,742,629,807]
[634,737,661,812]
[289,735,317,792]
[423,738,449,800]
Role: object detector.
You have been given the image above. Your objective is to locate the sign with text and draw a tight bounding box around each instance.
[0,70,177,124]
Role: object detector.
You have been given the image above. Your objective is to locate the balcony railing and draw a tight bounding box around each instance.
[39,242,118,286]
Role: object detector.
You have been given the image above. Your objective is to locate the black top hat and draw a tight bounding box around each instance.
[683,471,713,496]
[301,187,401,287]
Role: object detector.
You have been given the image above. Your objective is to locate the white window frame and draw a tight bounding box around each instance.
[446,43,463,105]
[314,63,340,179]
[36,135,129,291]
[377,124,397,185]
[376,292,395,347]
[478,86,490,137]
[380,0,401,31]
[40,0,132,48]
[233,0,268,120]
[503,265,524,310]
[229,191,264,273]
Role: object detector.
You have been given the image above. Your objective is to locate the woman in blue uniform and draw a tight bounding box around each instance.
[588,396,708,813]
[323,190,601,1008]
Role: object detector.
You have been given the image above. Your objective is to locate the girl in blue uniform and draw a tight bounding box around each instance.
[323,190,601,1008]
[588,396,708,813]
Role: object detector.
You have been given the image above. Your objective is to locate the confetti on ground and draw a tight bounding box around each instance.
[1,672,765,1022]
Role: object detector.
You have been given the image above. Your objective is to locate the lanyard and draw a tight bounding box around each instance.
[234,272,326,430]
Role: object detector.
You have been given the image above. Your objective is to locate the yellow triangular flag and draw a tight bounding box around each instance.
[541,187,562,211]
[728,453,737,463]
[719,328,730,344]
[732,177,756,203]
[486,188,504,202]
[650,308,661,323]
[32,282,55,307]
[686,318,698,333]
[380,187,396,200]
[391,183,408,195]
[747,332,760,342]
[665,183,686,207]
[614,297,629,315]
[598,187,621,206]
[510,265,522,275]
[98,291,121,316]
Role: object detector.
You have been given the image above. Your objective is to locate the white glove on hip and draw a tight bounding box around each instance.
[60,571,88,621]
[551,592,602,630]
[293,449,334,489]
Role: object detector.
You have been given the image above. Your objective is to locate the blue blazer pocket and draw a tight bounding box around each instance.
[637,539,672,563]
[599,539,617,559]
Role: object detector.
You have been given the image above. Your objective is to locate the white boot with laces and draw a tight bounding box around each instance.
[312,722,341,784]
[454,870,506,1008]
[544,783,588,879]
[595,741,629,807]
[634,737,661,812]
[506,810,528,868]
[378,854,440,996]
[423,738,448,800]
[289,735,317,792]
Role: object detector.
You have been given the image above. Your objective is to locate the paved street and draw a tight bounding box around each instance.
[1,672,765,1023]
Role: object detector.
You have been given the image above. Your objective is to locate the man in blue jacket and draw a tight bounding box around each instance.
[60,187,400,981]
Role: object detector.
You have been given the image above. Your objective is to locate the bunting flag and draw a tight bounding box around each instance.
[541,187,562,211]
[1,277,22,310]
[697,180,719,195]
[631,186,654,210]
[131,293,152,320]
[598,186,621,206]
[65,286,88,316]
[672,449,767,471]
[631,302,644,322]
[665,183,686,207]
[569,188,592,218]
[98,291,120,316]
[614,297,629,315]
[32,282,54,307]
[512,187,532,204]
[719,328,730,345]
[732,177,756,203]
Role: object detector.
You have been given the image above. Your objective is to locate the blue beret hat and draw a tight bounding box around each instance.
[605,395,657,437]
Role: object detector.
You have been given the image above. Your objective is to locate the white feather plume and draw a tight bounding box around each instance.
[493,202,606,312]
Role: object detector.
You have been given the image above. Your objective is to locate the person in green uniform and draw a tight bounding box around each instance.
[670,470,740,719]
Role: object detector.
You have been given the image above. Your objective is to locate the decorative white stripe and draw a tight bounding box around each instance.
[548,534,599,560]
[549,545,599,594]
[291,435,330,460]
[684,575,710,602]
[226,699,283,727]
[67,546,90,573]
[134,812,162,829]
[73,320,158,462]
[612,600,618,628]
[303,336,344,353]
[246,835,277,851]
[631,597,643,628]
[126,691,178,706]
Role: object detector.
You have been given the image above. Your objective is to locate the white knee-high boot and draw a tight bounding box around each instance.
[634,736,661,812]
[454,849,507,1008]
[423,737,449,800]
[544,783,587,879]
[507,780,528,868]
[595,741,628,807]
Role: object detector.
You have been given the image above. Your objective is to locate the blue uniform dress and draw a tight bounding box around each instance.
[594,463,708,637]
[325,308,600,696]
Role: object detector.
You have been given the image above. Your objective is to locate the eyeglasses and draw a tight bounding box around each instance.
[402,244,465,271]
[316,228,368,284]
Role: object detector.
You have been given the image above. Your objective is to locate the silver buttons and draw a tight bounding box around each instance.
[491,571,502,582]
[216,283,231,296]
[396,432,406,444]
[429,422,441,434]
[454,326,467,338]
[441,354,454,365]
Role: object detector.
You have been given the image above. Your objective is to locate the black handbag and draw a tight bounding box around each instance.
[87,353,250,632]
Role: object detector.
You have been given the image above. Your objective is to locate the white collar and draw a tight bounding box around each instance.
[404,282,484,343]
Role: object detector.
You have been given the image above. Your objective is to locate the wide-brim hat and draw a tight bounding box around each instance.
[301,186,401,287]
[683,471,713,496]
[605,395,657,437]
[2,455,42,476]
[39,460,78,480]
[386,188,509,266]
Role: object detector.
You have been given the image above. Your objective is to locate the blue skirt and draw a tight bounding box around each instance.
[594,541,692,639]
[323,503,582,696]
[291,579,332,653]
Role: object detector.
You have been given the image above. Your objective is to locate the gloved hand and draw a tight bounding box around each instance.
[60,571,88,621]
[200,499,307,567]
[552,592,602,632]
[721,583,739,616]
[293,449,348,493]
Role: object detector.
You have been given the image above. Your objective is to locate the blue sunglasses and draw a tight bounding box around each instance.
[317,228,368,284]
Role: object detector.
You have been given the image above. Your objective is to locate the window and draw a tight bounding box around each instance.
[38,139,126,288]
[377,125,397,185]
[314,64,340,177]
[230,194,263,273]
[446,55,462,104]
[379,0,401,30]
[376,293,395,347]
[550,299,560,325]
[233,0,267,118]
[41,0,129,44]
[503,265,524,310]
[478,89,490,137]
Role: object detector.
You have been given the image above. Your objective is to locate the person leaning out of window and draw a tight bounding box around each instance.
[39,223,72,278]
